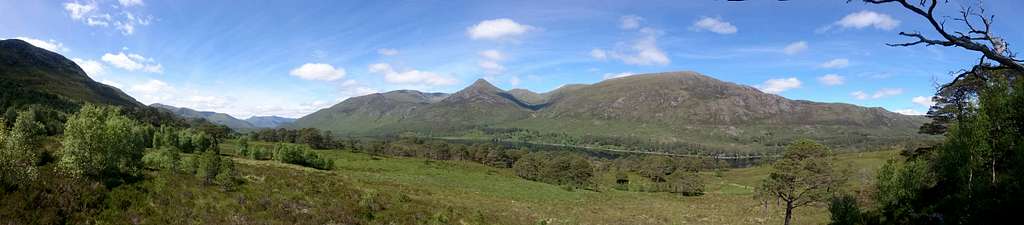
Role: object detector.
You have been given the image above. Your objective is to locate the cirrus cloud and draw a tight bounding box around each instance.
[818,74,845,86]
[782,41,808,55]
[820,58,850,68]
[692,17,737,34]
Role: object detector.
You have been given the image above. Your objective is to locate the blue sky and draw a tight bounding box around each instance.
[2,0,1022,118]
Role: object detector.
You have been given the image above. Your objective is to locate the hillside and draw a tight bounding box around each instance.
[151,103,255,130]
[245,116,296,128]
[292,72,933,153]
[0,39,141,109]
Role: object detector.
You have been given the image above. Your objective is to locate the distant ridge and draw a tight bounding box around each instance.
[151,103,255,130]
[292,72,932,152]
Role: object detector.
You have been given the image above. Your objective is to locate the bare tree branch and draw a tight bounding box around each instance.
[853,0,1024,74]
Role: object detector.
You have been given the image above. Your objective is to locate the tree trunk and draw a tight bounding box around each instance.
[784,201,794,225]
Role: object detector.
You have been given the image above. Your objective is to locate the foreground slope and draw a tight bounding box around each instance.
[0,39,141,108]
[294,72,931,152]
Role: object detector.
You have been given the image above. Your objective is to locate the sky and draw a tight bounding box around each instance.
[2,0,1022,118]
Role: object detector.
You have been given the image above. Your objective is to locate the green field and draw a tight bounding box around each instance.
[162,140,899,225]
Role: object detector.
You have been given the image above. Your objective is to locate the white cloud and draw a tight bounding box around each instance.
[820,58,850,68]
[15,37,69,53]
[479,49,505,61]
[834,11,900,30]
[818,74,845,86]
[100,80,122,89]
[894,109,924,115]
[478,60,505,74]
[101,52,163,73]
[368,63,458,86]
[756,77,802,94]
[509,76,521,86]
[72,58,105,76]
[610,28,670,66]
[590,48,608,60]
[377,48,399,56]
[852,88,904,100]
[118,0,144,7]
[477,50,506,74]
[603,72,636,80]
[129,79,172,95]
[692,17,737,34]
[912,96,934,107]
[63,1,97,20]
[467,18,534,40]
[782,41,808,55]
[289,63,346,81]
[851,91,869,100]
[64,1,152,35]
[620,15,643,30]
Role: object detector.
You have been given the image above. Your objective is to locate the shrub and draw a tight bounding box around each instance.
[215,158,242,191]
[141,146,181,171]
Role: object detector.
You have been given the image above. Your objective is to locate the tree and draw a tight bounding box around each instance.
[828,194,863,225]
[854,0,1023,74]
[58,104,147,181]
[759,140,846,225]
[0,116,41,190]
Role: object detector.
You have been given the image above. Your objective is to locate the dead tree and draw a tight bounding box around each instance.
[853,0,1023,75]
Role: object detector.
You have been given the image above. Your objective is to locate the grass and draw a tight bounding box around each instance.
[197,140,902,225]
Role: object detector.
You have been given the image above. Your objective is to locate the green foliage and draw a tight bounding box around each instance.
[828,194,863,225]
[142,146,181,171]
[215,158,241,190]
[870,77,1024,224]
[759,139,846,225]
[271,143,333,170]
[0,116,41,189]
[58,104,147,181]
[513,151,593,188]
[196,150,221,185]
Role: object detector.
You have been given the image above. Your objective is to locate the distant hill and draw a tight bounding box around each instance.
[150,103,255,130]
[0,39,141,109]
[245,116,296,128]
[292,72,934,153]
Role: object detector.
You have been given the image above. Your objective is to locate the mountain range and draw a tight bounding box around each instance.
[150,103,294,130]
[291,72,932,152]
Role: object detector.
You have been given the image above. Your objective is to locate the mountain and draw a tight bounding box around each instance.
[245,116,296,128]
[0,39,141,109]
[285,90,449,134]
[292,72,932,152]
[151,103,255,130]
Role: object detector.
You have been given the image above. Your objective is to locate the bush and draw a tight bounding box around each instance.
[513,152,593,188]
[141,146,181,171]
[272,143,333,170]
[196,150,221,185]
[215,158,241,190]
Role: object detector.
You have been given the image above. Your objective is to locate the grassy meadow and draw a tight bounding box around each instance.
[168,140,902,225]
